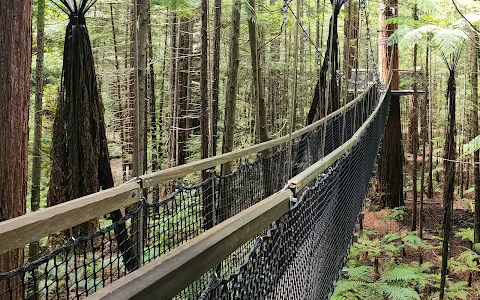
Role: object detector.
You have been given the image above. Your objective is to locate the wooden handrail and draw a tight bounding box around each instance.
[0,84,375,255]
[86,189,293,300]
[140,84,375,188]
[86,82,391,300]
[0,181,140,254]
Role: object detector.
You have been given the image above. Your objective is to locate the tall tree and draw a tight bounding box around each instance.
[200,0,213,229]
[148,3,159,202]
[248,0,268,144]
[0,1,31,298]
[134,0,148,178]
[30,0,46,266]
[376,0,404,208]
[419,38,430,239]
[221,0,241,176]
[211,0,222,156]
[440,51,462,300]
[343,0,359,102]
[471,32,480,244]
[411,6,419,231]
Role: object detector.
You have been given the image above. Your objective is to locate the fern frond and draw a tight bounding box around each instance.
[379,266,422,283]
[346,266,375,282]
[432,28,468,57]
[374,284,421,300]
[332,280,365,293]
[455,228,474,243]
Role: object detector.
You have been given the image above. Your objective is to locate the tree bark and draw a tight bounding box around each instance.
[471,33,480,244]
[376,0,404,208]
[344,0,358,102]
[427,38,434,198]
[221,0,241,176]
[419,42,429,239]
[211,0,222,157]
[440,68,457,300]
[411,5,419,231]
[147,4,159,203]
[200,0,213,230]
[134,0,148,178]
[0,1,31,298]
[29,0,45,269]
[248,0,268,144]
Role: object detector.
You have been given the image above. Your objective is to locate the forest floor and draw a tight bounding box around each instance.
[362,152,479,299]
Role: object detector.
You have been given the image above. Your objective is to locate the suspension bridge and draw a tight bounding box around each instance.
[0,74,392,299]
[0,0,399,298]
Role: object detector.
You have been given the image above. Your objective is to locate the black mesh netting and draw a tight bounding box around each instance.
[0,85,387,300]
[187,86,390,300]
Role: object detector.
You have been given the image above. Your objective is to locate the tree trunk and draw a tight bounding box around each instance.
[158,17,168,170]
[147,4,160,203]
[134,0,148,178]
[472,33,480,244]
[407,95,415,154]
[440,68,457,300]
[200,0,213,230]
[344,0,358,102]
[29,0,45,269]
[248,0,268,144]
[411,6,419,231]
[419,42,429,239]
[427,38,434,198]
[211,0,222,157]
[168,14,179,168]
[376,0,404,208]
[0,1,31,298]
[221,0,241,176]
[177,19,190,166]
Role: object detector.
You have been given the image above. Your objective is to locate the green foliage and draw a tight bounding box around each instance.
[380,207,407,221]
[450,250,479,274]
[379,266,422,283]
[455,228,474,243]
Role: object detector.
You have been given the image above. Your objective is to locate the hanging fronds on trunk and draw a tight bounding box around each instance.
[47,0,137,271]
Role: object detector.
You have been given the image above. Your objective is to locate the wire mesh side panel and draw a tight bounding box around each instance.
[196,88,390,300]
[0,205,143,300]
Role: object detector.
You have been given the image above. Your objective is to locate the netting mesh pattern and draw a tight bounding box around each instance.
[0,86,385,300]
[195,88,390,300]
[0,205,143,300]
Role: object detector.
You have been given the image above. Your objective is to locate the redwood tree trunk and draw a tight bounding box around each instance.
[0,1,31,298]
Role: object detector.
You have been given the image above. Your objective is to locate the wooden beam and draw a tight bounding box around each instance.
[0,181,139,254]
[86,189,292,300]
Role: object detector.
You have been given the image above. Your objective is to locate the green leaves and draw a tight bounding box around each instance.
[375,285,421,300]
[379,266,423,282]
